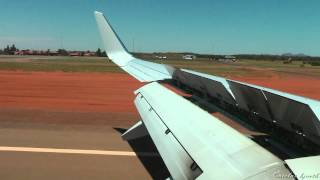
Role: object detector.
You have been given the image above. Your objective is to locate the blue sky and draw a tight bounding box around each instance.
[0,0,319,56]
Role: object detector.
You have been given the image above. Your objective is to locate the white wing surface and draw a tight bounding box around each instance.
[285,156,320,180]
[126,82,293,179]
[94,11,173,82]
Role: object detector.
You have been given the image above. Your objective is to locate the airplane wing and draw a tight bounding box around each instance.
[94,11,174,82]
[94,11,320,179]
[126,82,292,179]
[285,156,320,180]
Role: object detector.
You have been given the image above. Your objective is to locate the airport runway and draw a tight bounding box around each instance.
[0,71,170,179]
[0,110,155,180]
[0,107,173,179]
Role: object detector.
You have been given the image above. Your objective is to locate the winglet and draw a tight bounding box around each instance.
[94,11,174,82]
[94,11,133,66]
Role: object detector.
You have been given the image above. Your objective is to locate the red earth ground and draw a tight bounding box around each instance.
[0,70,318,179]
[0,70,319,114]
[0,71,143,113]
[0,70,319,148]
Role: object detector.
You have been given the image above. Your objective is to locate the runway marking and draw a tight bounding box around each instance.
[0,146,159,157]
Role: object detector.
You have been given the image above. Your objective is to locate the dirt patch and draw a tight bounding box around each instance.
[0,70,318,126]
[0,71,143,113]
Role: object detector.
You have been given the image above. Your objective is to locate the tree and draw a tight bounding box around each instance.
[10,44,17,52]
[57,49,68,56]
[1,44,18,55]
[46,49,50,55]
[96,48,102,57]
[101,51,107,57]
[4,45,10,54]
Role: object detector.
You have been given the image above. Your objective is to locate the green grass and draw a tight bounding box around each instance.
[159,59,320,77]
[0,55,319,77]
[0,61,122,72]
[0,56,122,73]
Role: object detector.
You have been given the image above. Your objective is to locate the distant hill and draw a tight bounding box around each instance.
[281,53,308,57]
